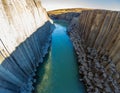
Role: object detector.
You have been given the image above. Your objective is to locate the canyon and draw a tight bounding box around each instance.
[0,0,120,93]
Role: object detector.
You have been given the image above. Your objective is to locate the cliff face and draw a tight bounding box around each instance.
[0,0,50,59]
[0,0,54,93]
[68,10,120,92]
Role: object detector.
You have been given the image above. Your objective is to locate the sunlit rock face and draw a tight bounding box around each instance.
[0,0,50,60]
[0,0,54,93]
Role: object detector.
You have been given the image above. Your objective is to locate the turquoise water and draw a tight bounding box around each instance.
[34,23,86,93]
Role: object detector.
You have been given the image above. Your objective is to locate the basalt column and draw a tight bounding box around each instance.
[68,10,120,93]
[0,0,54,93]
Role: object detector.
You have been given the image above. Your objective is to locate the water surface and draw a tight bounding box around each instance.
[34,23,86,93]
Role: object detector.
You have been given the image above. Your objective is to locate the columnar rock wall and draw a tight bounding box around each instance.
[68,10,120,93]
[69,10,120,71]
[0,0,50,59]
[0,0,54,93]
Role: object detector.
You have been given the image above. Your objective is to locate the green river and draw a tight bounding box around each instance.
[34,23,86,93]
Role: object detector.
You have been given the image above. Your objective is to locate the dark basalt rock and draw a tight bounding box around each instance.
[68,10,120,93]
[49,12,80,23]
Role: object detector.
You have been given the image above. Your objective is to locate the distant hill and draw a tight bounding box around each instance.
[48,8,91,15]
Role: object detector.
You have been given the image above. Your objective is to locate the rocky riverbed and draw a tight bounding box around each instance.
[68,10,120,93]
[69,29,120,93]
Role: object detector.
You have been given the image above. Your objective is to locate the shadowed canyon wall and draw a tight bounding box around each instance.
[0,0,54,93]
[49,12,80,23]
[68,10,120,92]
[48,9,86,23]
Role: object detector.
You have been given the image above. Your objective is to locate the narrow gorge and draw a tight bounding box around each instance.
[34,23,86,93]
[0,0,120,93]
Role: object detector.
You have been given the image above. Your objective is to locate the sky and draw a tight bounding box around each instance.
[41,0,120,11]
